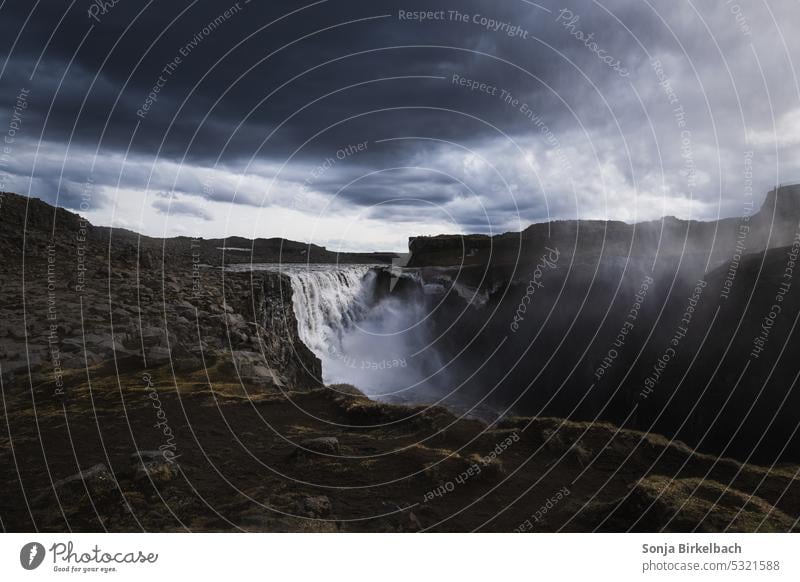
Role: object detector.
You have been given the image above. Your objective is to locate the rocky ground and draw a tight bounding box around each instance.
[1,191,799,532]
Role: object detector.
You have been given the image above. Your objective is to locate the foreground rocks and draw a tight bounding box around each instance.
[298,437,340,455]
[2,374,798,532]
[581,476,798,533]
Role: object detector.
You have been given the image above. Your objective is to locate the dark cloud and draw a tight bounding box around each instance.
[1,0,671,159]
[0,0,798,245]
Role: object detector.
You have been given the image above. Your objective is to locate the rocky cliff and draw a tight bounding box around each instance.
[401,186,800,465]
[0,191,321,392]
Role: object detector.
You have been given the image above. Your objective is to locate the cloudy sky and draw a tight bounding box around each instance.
[0,0,798,251]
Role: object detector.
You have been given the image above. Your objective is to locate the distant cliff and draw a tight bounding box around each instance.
[408,184,800,269]
[0,190,398,268]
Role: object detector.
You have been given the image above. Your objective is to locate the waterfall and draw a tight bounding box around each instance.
[284,265,376,357]
[225,262,454,401]
[226,263,377,364]
[277,264,442,394]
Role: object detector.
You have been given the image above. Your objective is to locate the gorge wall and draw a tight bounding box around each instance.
[396,185,800,464]
[0,191,322,393]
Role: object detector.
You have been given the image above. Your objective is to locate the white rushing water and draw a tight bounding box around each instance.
[284,265,377,357]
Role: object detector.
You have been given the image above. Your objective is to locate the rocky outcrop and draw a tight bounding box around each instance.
[581,476,799,532]
[224,272,322,391]
[0,191,324,392]
[6,386,799,532]
[404,188,800,464]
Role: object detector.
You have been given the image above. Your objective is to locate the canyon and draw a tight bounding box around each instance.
[1,187,799,532]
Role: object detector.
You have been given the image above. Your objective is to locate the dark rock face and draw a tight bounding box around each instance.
[0,191,325,392]
[761,183,800,221]
[225,272,322,391]
[405,188,800,465]
[408,234,493,266]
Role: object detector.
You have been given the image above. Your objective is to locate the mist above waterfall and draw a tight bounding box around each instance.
[291,265,457,403]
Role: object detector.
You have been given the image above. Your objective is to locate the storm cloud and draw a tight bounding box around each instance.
[0,0,798,250]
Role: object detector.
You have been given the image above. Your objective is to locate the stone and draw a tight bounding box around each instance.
[48,463,118,505]
[147,346,172,365]
[131,450,180,483]
[299,437,340,455]
[301,495,331,517]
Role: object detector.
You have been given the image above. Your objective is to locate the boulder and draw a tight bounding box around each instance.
[131,450,180,483]
[147,346,172,365]
[300,495,332,517]
[47,463,118,505]
[299,437,340,455]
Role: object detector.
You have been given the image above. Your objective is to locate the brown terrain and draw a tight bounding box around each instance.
[1,190,799,532]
